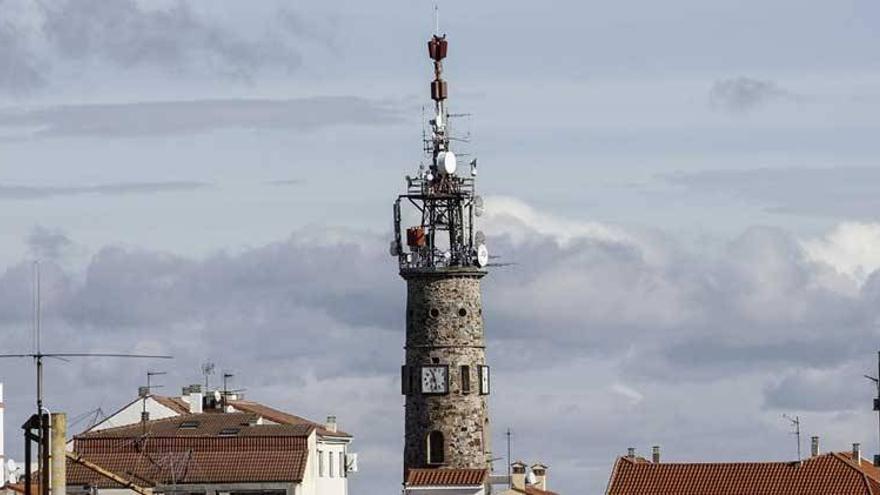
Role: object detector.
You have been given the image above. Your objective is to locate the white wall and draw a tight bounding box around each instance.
[88,397,181,432]
[311,436,350,495]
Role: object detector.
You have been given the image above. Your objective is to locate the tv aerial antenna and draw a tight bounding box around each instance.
[782,414,802,462]
[202,361,216,390]
[0,261,173,495]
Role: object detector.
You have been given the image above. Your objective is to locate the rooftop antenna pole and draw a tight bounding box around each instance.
[782,414,802,462]
[864,351,880,466]
[434,4,439,36]
[202,361,215,391]
[506,428,512,489]
[3,265,173,495]
[142,371,167,432]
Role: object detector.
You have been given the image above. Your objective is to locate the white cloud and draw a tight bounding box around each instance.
[802,222,880,285]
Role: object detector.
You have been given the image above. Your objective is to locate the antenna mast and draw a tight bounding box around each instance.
[390,29,489,271]
[864,351,880,466]
[782,414,802,462]
[0,266,173,495]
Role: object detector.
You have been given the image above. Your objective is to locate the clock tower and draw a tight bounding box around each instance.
[390,33,492,478]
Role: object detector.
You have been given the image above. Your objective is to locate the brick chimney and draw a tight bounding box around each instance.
[511,461,527,490]
[652,445,661,463]
[810,436,820,457]
[853,443,862,465]
[530,464,548,491]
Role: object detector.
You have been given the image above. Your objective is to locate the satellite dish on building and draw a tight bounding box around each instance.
[526,470,537,485]
[476,244,489,267]
[438,151,457,175]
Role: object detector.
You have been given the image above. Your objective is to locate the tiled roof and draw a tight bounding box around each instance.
[67,450,308,487]
[606,452,880,495]
[78,412,314,438]
[228,400,352,437]
[406,468,488,487]
[151,395,190,414]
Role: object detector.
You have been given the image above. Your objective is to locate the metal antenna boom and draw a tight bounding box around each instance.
[782,414,802,462]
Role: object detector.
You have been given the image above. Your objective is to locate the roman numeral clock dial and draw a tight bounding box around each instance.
[421,366,448,394]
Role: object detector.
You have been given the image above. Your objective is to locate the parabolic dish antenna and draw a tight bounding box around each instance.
[438,151,457,175]
[476,243,489,267]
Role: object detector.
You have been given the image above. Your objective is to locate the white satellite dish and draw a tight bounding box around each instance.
[473,196,484,217]
[526,470,537,485]
[476,244,489,267]
[437,151,457,175]
[7,459,17,472]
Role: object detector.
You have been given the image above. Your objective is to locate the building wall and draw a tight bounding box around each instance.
[403,270,490,472]
[312,435,349,495]
[88,397,181,432]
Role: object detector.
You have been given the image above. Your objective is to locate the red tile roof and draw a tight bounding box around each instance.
[69,412,312,488]
[67,450,308,487]
[406,468,489,487]
[606,452,880,495]
[78,412,315,438]
[228,400,351,437]
[151,395,190,414]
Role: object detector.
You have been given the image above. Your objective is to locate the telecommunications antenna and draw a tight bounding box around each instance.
[202,361,216,389]
[782,413,802,462]
[0,261,172,495]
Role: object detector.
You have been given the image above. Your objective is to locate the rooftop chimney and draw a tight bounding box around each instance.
[626,447,636,458]
[189,392,203,414]
[853,443,862,465]
[530,464,548,491]
[810,436,820,457]
[325,415,338,433]
[652,446,661,463]
[511,461,527,490]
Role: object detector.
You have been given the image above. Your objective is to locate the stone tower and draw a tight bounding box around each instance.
[390,33,491,477]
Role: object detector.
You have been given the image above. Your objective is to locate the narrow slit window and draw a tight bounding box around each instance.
[427,431,445,465]
[460,365,471,394]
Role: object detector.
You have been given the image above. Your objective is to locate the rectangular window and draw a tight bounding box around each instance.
[318,450,324,477]
[460,365,471,394]
[329,449,335,478]
[340,452,346,477]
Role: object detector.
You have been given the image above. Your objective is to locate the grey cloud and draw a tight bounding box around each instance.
[710,77,794,112]
[0,97,400,138]
[0,15,45,93]
[763,366,866,412]
[663,166,880,219]
[28,225,73,260]
[0,181,209,199]
[2,218,878,494]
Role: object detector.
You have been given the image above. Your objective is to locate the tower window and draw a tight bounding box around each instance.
[461,365,471,394]
[427,431,445,465]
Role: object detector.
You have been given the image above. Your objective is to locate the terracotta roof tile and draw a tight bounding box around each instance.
[228,400,352,437]
[606,452,880,495]
[67,450,308,487]
[78,412,314,438]
[406,468,488,487]
[151,395,190,414]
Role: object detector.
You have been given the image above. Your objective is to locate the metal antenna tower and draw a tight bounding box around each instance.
[864,350,880,466]
[0,262,172,495]
[782,414,802,462]
[390,31,489,271]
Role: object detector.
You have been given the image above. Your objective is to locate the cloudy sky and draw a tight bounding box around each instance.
[2,0,880,493]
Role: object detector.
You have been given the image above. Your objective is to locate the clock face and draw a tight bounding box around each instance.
[421,366,449,395]
[479,365,490,395]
